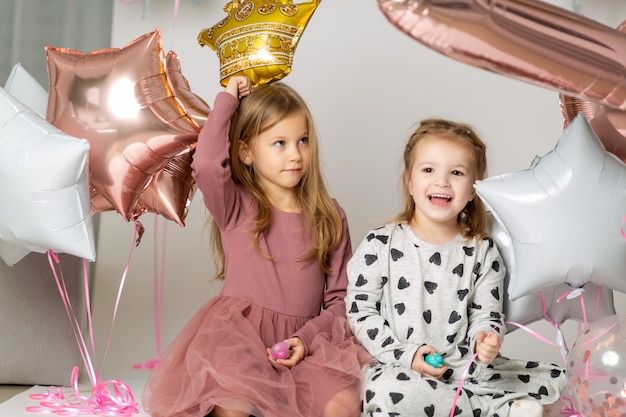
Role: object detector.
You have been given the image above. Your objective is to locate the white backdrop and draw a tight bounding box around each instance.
[91,0,626,382]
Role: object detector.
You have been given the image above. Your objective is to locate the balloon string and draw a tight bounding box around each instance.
[559,396,582,416]
[448,352,479,417]
[35,251,139,416]
[99,223,139,381]
[133,214,166,370]
[46,251,97,387]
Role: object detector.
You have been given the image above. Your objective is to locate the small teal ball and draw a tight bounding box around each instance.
[425,352,444,368]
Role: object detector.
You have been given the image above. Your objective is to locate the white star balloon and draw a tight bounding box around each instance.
[476,114,626,301]
[0,86,95,266]
[3,63,48,117]
[486,213,616,334]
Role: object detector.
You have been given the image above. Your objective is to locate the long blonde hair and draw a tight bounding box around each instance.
[394,118,489,238]
[210,82,343,279]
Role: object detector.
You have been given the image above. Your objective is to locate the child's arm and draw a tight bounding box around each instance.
[467,237,506,360]
[291,202,353,355]
[346,226,419,369]
[190,76,251,227]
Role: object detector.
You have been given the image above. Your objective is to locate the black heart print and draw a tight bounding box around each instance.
[462,246,474,256]
[452,264,464,277]
[518,374,530,383]
[355,275,367,286]
[448,311,461,324]
[424,281,437,294]
[429,252,441,265]
[391,248,404,261]
[381,336,394,347]
[389,392,404,404]
[457,289,469,301]
[367,328,378,340]
[425,405,435,417]
[394,303,405,315]
[491,287,500,300]
[423,310,432,323]
[398,277,410,289]
[365,254,377,266]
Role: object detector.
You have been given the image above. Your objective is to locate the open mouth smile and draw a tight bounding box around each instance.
[428,193,452,203]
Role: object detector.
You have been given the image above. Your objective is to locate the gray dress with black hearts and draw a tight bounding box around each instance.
[346,222,566,417]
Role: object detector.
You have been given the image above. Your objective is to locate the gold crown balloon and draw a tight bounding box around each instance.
[198,0,320,86]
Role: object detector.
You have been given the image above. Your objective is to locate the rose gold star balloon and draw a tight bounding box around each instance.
[132,147,197,227]
[165,50,211,127]
[198,0,321,87]
[45,29,200,222]
[377,0,626,111]
[94,51,209,227]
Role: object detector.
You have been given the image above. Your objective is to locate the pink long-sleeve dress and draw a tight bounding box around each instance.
[141,92,370,417]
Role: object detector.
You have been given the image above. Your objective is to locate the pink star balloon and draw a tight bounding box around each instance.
[45,29,200,222]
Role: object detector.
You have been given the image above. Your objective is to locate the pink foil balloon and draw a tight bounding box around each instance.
[378,0,626,111]
[133,148,197,227]
[45,29,200,221]
[165,50,211,128]
[95,51,208,227]
[560,22,626,163]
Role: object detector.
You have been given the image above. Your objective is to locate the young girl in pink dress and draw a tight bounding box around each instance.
[142,76,371,417]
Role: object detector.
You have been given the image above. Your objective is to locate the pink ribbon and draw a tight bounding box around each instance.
[133,214,166,370]
[29,224,142,416]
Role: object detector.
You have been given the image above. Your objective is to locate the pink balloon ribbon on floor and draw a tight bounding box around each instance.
[25,228,143,416]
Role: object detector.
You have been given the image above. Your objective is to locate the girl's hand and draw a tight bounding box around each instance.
[225,76,252,99]
[475,331,501,364]
[267,337,305,368]
[411,344,448,379]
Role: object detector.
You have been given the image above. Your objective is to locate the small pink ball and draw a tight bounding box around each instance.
[270,341,290,360]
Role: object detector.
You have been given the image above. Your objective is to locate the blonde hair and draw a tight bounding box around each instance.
[210,82,342,279]
[394,118,488,238]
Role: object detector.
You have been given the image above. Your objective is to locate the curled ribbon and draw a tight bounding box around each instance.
[25,367,138,416]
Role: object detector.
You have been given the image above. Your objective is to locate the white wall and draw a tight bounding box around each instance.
[92,0,626,382]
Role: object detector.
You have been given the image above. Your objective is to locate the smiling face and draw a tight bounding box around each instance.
[239,110,310,205]
[404,134,477,240]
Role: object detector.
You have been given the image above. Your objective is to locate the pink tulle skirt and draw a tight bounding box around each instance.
[142,295,371,417]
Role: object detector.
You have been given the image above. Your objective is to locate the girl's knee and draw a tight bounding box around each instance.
[323,388,361,417]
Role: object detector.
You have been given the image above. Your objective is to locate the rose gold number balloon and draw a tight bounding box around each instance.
[378,0,626,111]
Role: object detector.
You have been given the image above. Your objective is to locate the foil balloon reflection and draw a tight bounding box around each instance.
[567,314,626,416]
[0,87,95,266]
[198,0,321,86]
[560,22,626,163]
[166,50,211,127]
[93,51,207,227]
[378,0,626,111]
[45,29,200,222]
[475,115,626,300]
